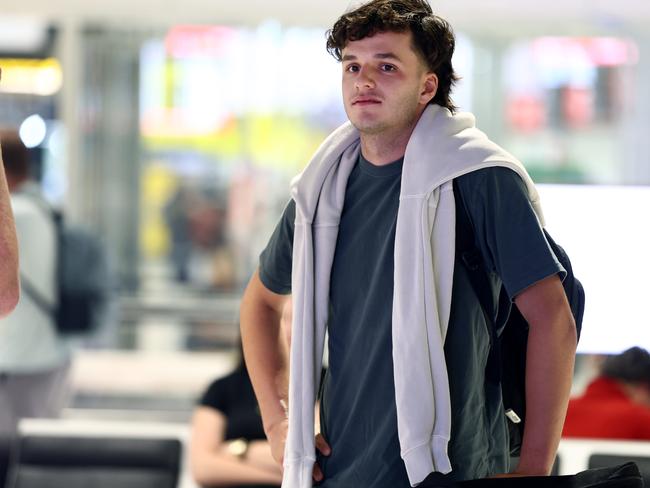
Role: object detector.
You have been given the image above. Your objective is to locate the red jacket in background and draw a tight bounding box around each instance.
[562,377,650,440]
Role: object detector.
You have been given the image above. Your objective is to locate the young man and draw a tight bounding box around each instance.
[240,1,577,487]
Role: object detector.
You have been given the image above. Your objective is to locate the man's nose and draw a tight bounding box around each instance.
[355,67,375,90]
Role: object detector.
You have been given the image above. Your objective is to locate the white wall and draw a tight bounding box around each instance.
[1,0,650,35]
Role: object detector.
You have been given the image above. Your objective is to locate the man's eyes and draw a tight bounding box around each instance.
[344,64,397,73]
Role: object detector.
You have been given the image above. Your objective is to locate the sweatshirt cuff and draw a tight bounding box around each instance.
[282,457,315,488]
[402,435,452,486]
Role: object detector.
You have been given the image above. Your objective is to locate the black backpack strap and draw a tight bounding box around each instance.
[454,177,529,455]
[453,178,501,383]
[453,179,495,329]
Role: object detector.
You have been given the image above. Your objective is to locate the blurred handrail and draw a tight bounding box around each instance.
[118,293,241,323]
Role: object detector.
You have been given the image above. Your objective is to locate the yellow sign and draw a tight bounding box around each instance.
[0,58,62,96]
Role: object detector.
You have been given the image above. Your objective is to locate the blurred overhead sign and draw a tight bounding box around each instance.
[0,58,62,96]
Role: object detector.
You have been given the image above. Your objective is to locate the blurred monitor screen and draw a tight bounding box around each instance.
[538,184,649,354]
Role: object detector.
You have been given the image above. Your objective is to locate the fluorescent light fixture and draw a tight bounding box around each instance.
[19,114,47,148]
[538,184,650,355]
[0,17,49,53]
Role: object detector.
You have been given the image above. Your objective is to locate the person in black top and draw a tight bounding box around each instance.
[190,339,283,488]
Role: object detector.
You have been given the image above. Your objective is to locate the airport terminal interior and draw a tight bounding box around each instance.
[1,0,650,486]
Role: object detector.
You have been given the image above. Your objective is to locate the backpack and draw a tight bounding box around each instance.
[420,461,642,487]
[452,178,585,457]
[20,200,111,335]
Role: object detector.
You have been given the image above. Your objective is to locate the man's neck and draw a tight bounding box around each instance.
[359,132,409,166]
[358,113,423,166]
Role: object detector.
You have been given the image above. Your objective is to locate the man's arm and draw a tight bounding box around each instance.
[512,274,577,476]
[0,161,19,317]
[240,269,290,465]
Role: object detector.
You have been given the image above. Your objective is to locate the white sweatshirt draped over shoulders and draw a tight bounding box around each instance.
[282,104,544,488]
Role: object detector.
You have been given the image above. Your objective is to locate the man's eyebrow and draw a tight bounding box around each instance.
[341,52,403,62]
[375,52,402,62]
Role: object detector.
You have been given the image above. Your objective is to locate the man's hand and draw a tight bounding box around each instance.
[265,419,332,484]
[266,417,289,466]
[313,433,331,483]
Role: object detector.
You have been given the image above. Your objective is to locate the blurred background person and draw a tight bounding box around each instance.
[0,129,70,436]
[164,183,195,284]
[189,336,282,488]
[563,347,650,440]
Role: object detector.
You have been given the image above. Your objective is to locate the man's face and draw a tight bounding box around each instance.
[341,30,437,137]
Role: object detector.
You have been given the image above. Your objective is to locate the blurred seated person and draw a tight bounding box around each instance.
[190,339,283,488]
[563,346,650,440]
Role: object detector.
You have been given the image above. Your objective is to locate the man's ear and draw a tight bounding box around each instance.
[420,72,438,105]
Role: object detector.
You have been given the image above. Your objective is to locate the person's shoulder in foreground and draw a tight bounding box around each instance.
[0,126,21,317]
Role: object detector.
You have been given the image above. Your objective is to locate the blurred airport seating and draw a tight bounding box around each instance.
[0,436,12,488]
[9,436,181,488]
[3,420,650,488]
[7,419,193,488]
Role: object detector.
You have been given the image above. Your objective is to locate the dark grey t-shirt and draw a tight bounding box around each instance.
[259,154,563,487]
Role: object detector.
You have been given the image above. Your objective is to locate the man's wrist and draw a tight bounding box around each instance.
[263,413,287,437]
[262,399,288,436]
[515,451,554,476]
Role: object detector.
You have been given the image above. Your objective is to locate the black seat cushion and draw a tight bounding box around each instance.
[14,467,175,488]
[0,436,14,488]
[10,436,181,488]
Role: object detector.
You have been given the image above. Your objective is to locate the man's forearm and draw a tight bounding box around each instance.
[517,311,576,474]
[239,271,289,433]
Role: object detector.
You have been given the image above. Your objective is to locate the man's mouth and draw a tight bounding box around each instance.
[352,98,381,106]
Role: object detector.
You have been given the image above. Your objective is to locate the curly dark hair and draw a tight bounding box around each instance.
[326,0,459,112]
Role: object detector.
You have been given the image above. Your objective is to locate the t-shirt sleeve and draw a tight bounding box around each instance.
[457,167,565,300]
[258,199,295,294]
[198,377,230,414]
